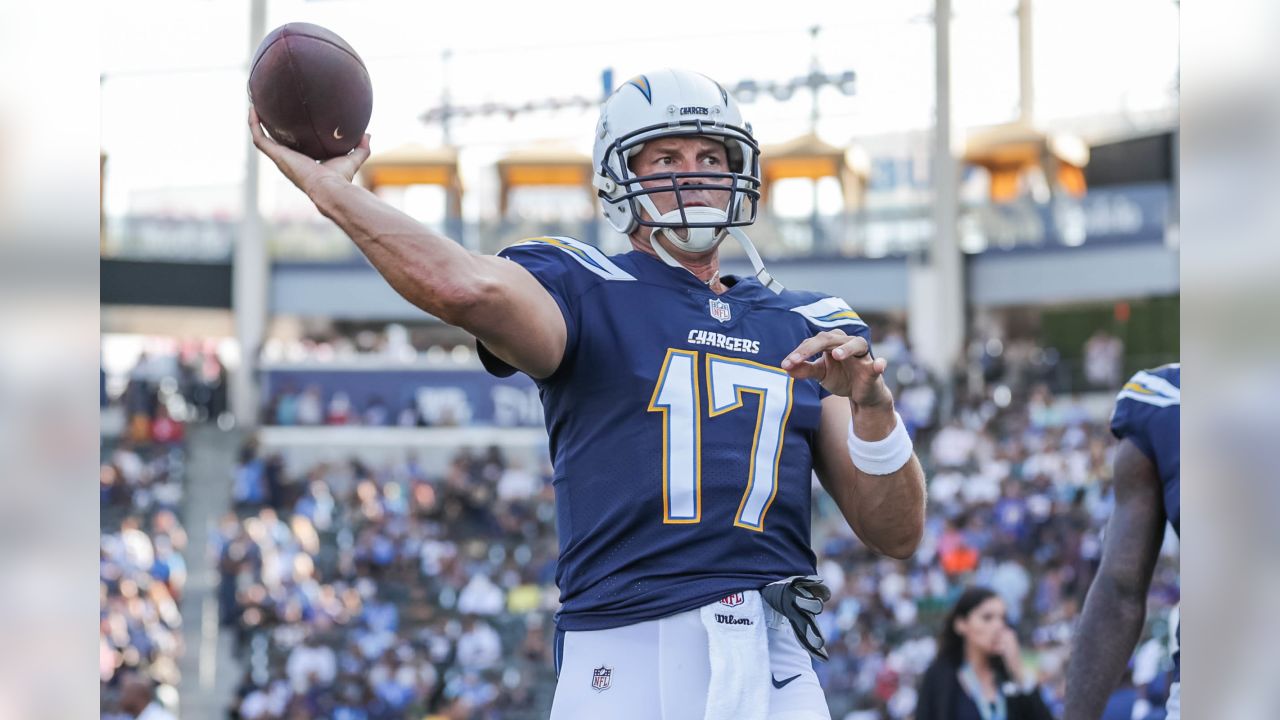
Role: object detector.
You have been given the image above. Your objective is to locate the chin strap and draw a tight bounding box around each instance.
[648,228,688,269]
[727,227,784,294]
[648,226,784,294]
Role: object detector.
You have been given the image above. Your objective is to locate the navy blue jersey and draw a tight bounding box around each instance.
[479,236,870,631]
[1109,363,1180,537]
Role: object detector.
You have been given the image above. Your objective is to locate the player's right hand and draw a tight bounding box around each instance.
[781,330,892,409]
[248,106,371,193]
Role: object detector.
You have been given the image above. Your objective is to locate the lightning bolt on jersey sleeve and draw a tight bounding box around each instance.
[476,240,875,631]
[785,294,873,400]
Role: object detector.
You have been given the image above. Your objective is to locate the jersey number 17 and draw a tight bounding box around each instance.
[648,348,794,532]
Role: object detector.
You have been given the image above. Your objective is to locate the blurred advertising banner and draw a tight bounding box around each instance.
[260,366,542,428]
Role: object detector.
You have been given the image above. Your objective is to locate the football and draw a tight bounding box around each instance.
[248,22,373,160]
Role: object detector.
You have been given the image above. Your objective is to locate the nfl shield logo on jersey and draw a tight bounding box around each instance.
[709,298,731,323]
[592,665,612,692]
[719,592,745,607]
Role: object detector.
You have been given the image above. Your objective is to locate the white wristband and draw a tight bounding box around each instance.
[847,410,914,475]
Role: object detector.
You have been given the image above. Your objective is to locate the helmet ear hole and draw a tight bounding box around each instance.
[725,144,745,173]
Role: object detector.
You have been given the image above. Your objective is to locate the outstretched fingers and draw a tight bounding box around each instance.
[781,330,848,374]
[830,335,870,361]
[248,107,272,148]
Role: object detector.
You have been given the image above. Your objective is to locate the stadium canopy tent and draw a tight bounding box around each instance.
[359,143,463,219]
[759,132,870,211]
[494,146,594,216]
[962,123,1090,203]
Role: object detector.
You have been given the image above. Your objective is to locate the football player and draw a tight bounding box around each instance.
[1065,363,1180,720]
[251,68,926,720]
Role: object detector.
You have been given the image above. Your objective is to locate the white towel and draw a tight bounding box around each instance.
[700,590,769,720]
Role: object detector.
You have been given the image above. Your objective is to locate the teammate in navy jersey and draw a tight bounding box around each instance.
[1066,363,1180,720]
[251,68,926,720]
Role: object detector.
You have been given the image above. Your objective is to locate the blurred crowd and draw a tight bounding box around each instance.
[809,387,1178,719]
[220,445,558,719]
[102,321,1174,719]
[100,440,190,719]
[220,377,1178,719]
[106,346,229,439]
[259,324,475,365]
[262,386,432,428]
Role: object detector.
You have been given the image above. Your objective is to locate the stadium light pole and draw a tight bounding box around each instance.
[908,0,966,384]
[440,49,454,146]
[232,0,269,429]
[807,25,823,251]
[1018,0,1034,124]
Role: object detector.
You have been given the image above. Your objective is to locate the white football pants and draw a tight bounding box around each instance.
[549,602,831,720]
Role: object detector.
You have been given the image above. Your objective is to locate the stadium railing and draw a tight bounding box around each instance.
[101,182,1172,263]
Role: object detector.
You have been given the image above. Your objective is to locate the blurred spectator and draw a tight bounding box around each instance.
[286,635,337,694]
[1084,329,1124,389]
[915,587,1052,720]
[118,675,177,720]
[150,405,184,445]
[104,345,228,428]
[458,574,505,616]
[931,420,978,468]
[327,391,355,425]
[233,440,267,511]
[456,616,503,672]
[296,386,324,426]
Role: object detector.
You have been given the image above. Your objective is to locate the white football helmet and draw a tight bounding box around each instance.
[592,69,782,292]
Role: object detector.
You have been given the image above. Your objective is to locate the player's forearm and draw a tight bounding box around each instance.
[848,456,925,559]
[1064,575,1147,720]
[308,175,483,322]
[850,401,925,558]
[819,400,926,559]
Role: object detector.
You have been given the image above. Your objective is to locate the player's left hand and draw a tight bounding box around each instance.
[780,330,892,408]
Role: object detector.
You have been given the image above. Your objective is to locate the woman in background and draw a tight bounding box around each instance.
[916,587,1053,720]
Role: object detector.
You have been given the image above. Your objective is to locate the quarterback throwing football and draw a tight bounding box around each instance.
[251,68,926,720]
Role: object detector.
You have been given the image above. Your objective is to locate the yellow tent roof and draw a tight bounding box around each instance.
[360,143,460,190]
[963,122,1090,168]
[963,122,1090,201]
[762,132,846,160]
[760,132,868,183]
[364,143,458,167]
[496,146,593,188]
[755,133,869,209]
[495,146,591,167]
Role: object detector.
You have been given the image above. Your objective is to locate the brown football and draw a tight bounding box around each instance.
[248,23,373,160]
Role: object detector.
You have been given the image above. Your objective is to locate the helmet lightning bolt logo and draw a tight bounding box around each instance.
[626,75,652,105]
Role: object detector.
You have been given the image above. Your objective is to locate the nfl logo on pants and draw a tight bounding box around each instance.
[592,665,612,692]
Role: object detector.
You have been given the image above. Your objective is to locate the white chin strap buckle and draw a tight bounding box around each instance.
[635,193,783,294]
[648,225,784,295]
[653,205,728,253]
